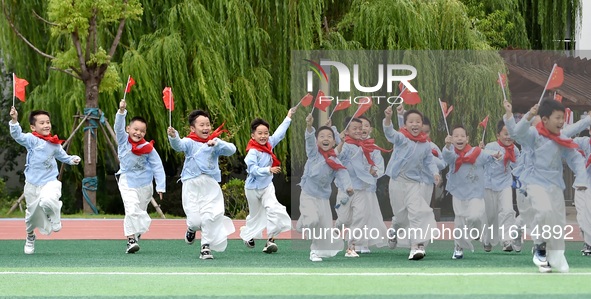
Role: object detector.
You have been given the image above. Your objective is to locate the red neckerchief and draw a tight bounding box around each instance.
[431,148,439,157]
[453,145,481,173]
[128,137,154,155]
[399,127,429,143]
[344,136,392,166]
[497,140,516,170]
[246,139,280,167]
[186,122,229,143]
[535,122,578,148]
[318,147,346,170]
[32,131,64,145]
[586,139,591,168]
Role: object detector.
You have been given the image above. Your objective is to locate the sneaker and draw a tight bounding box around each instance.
[483,243,492,252]
[24,234,35,255]
[262,239,278,254]
[513,229,523,253]
[244,239,255,248]
[185,229,196,245]
[309,252,322,262]
[345,248,359,258]
[532,243,548,267]
[387,230,397,249]
[581,243,591,256]
[51,221,62,233]
[502,241,514,252]
[199,244,214,260]
[126,239,140,254]
[355,246,371,254]
[418,243,426,257]
[408,248,425,260]
[538,264,552,273]
[452,246,463,260]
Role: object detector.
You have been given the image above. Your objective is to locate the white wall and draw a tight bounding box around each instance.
[576,0,591,57]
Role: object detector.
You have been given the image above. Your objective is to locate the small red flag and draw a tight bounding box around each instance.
[353,97,372,118]
[314,90,331,112]
[497,74,507,87]
[546,66,564,90]
[334,100,351,112]
[125,77,136,93]
[300,93,313,107]
[398,82,421,105]
[554,93,563,103]
[162,87,174,111]
[479,115,489,128]
[14,75,28,102]
[440,100,453,118]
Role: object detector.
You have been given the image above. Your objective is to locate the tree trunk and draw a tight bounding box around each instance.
[82,76,99,214]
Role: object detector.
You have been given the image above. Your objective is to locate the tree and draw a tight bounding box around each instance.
[1,0,142,213]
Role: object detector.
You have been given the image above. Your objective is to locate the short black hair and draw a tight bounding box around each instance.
[423,116,431,127]
[29,110,50,126]
[538,99,565,118]
[451,125,467,135]
[130,116,148,126]
[316,126,334,139]
[358,115,372,127]
[343,117,362,128]
[403,109,424,124]
[250,118,269,133]
[496,120,505,134]
[188,110,210,126]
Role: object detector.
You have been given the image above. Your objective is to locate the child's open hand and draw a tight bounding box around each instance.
[270,166,281,174]
[9,106,18,122]
[119,99,126,113]
[167,127,177,138]
[384,106,393,118]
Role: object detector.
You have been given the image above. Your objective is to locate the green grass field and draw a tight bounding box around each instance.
[1,240,591,298]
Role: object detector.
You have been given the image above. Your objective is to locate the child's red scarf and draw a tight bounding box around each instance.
[128,137,154,155]
[453,145,481,173]
[186,123,229,143]
[32,132,64,145]
[246,139,280,167]
[344,136,391,167]
[318,147,346,170]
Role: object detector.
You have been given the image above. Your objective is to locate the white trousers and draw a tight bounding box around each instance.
[483,188,516,245]
[574,189,591,245]
[527,184,569,272]
[334,190,374,247]
[240,184,291,241]
[183,175,235,252]
[118,174,153,237]
[452,197,486,251]
[390,179,437,247]
[24,180,62,235]
[419,182,434,206]
[296,191,343,257]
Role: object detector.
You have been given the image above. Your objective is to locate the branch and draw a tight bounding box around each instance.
[71,30,88,75]
[1,0,55,60]
[107,0,128,58]
[49,66,81,80]
[31,9,57,26]
[69,65,82,77]
[85,11,96,62]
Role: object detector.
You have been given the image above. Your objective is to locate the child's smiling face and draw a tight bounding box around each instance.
[405,112,423,137]
[251,124,270,145]
[190,115,212,139]
[316,128,336,151]
[452,127,469,150]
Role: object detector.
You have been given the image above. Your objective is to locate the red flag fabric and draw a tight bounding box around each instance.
[14,75,28,102]
[398,82,421,105]
[554,93,563,103]
[334,100,352,112]
[314,90,331,112]
[353,97,372,118]
[440,100,454,117]
[300,93,313,107]
[546,66,564,90]
[125,77,136,93]
[162,87,174,111]
[497,74,507,87]
[479,115,489,128]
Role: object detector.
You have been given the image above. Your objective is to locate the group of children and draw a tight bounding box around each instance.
[8,96,591,272]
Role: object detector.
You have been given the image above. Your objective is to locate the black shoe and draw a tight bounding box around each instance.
[200,244,213,260]
[126,239,140,254]
[244,239,255,248]
[185,229,196,245]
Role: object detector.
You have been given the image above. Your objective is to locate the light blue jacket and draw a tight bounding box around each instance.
[443,145,495,200]
[484,141,520,191]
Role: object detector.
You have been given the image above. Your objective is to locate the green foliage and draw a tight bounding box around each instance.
[0,178,17,212]
[222,178,248,219]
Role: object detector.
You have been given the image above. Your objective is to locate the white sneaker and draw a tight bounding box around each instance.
[199,245,214,260]
[355,246,371,254]
[538,264,552,273]
[262,239,278,254]
[24,234,35,255]
[532,243,548,267]
[345,249,359,258]
[309,252,323,262]
[513,229,523,252]
[408,248,425,260]
[387,230,397,249]
[51,221,62,233]
[452,247,463,259]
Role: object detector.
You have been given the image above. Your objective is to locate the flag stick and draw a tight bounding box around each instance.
[438,98,450,136]
[537,63,557,106]
[390,86,406,108]
[123,75,131,101]
[328,104,337,120]
[498,72,507,102]
[341,105,363,134]
[481,125,486,144]
[169,89,172,128]
[12,73,15,107]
